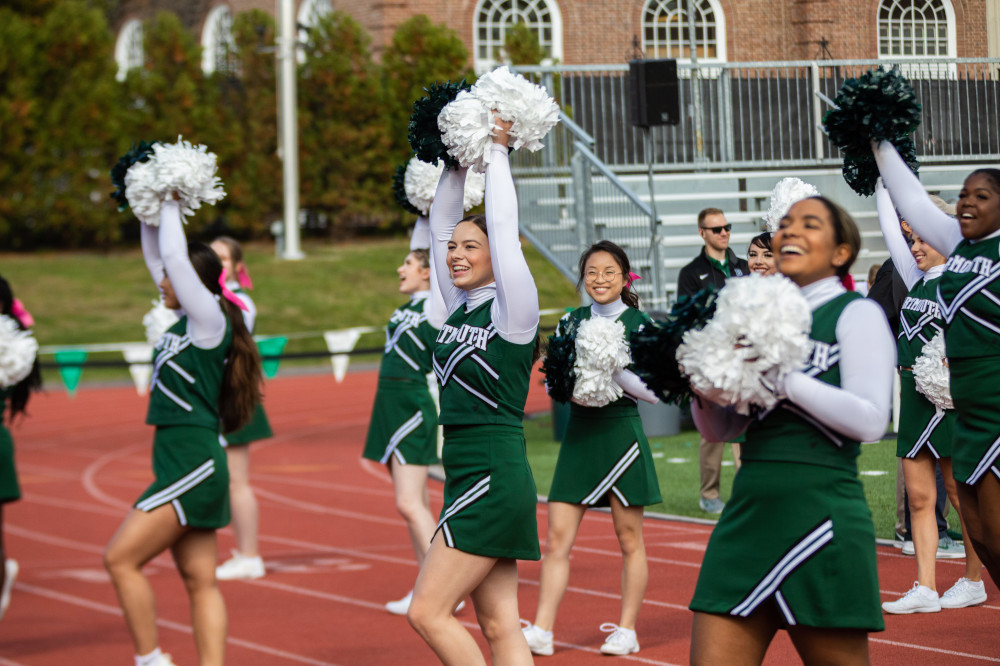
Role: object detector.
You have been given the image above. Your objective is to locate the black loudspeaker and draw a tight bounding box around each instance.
[628,59,680,127]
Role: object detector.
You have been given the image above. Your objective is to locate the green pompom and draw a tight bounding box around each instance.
[392,163,421,215]
[843,135,919,197]
[109,141,158,212]
[407,80,471,170]
[630,289,718,405]
[541,315,580,404]
[823,67,922,156]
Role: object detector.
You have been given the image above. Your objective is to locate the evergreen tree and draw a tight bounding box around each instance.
[298,11,394,234]
[381,15,473,162]
[502,22,548,66]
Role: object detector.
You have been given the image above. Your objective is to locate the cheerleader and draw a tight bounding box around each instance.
[210,237,273,581]
[362,222,446,615]
[874,182,986,613]
[688,197,894,664]
[521,241,659,657]
[747,232,776,276]
[0,276,41,621]
[406,119,540,665]
[103,200,261,666]
[875,140,1000,583]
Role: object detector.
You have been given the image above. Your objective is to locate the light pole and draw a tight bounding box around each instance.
[277,0,304,259]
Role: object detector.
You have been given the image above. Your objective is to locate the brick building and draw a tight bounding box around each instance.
[113,0,1000,78]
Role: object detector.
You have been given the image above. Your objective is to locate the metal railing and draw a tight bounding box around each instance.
[514,58,1000,171]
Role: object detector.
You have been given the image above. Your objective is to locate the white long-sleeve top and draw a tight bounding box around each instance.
[589,298,659,404]
[875,179,947,290]
[692,277,894,443]
[428,145,539,345]
[141,200,226,349]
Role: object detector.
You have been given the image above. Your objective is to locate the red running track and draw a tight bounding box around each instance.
[1,367,997,664]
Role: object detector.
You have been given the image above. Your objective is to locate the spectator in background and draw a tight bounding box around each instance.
[676,209,748,513]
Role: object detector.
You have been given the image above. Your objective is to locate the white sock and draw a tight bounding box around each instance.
[135,647,162,666]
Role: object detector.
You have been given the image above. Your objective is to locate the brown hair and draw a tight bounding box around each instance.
[576,240,640,309]
[806,196,861,278]
[698,207,725,227]
[459,213,488,237]
[212,235,244,267]
[0,274,41,422]
[410,248,430,269]
[188,242,262,433]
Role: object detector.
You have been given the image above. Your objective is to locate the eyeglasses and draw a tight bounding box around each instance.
[584,269,620,282]
[701,224,732,235]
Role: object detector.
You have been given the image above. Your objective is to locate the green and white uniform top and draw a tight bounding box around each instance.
[429,146,539,425]
[693,277,895,459]
[141,200,231,430]
[875,181,946,367]
[381,291,438,380]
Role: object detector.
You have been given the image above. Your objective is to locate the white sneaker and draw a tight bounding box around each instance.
[521,621,554,656]
[901,540,915,555]
[385,590,412,615]
[0,559,18,620]
[881,582,941,614]
[600,623,639,656]
[940,577,987,609]
[215,550,265,580]
[935,536,966,559]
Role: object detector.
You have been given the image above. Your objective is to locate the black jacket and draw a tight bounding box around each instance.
[867,257,907,335]
[677,247,750,298]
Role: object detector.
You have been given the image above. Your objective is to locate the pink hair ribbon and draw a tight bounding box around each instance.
[219,269,249,312]
[626,271,642,288]
[841,273,856,292]
[11,298,34,328]
[237,265,254,290]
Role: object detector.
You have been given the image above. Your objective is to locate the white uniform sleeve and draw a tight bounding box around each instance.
[873,141,962,256]
[875,179,922,290]
[783,298,894,443]
[613,369,659,404]
[141,222,166,287]
[411,216,430,251]
[691,396,751,442]
[486,145,539,345]
[235,290,257,333]
[159,201,226,349]
[429,168,468,317]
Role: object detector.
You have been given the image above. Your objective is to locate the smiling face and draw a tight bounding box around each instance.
[159,275,180,309]
[956,172,1000,240]
[774,198,852,287]
[397,251,431,295]
[447,220,494,290]
[582,250,625,305]
[910,232,946,272]
[747,240,776,275]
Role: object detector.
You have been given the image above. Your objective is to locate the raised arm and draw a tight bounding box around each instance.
[875,179,922,289]
[873,141,961,255]
[485,143,539,345]
[429,169,468,317]
[783,298,894,443]
[411,216,430,251]
[141,222,166,287]
[159,200,226,348]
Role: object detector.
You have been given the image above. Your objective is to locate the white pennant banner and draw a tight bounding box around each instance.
[323,329,364,382]
[122,343,154,395]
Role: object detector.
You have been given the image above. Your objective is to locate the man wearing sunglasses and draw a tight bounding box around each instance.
[677,208,748,514]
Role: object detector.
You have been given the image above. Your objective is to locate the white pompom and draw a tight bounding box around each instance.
[762,177,820,232]
[572,316,631,407]
[677,274,812,415]
[404,158,444,216]
[0,315,38,388]
[143,298,180,346]
[913,332,953,410]
[472,66,560,153]
[125,136,226,225]
[439,90,497,173]
[464,169,486,211]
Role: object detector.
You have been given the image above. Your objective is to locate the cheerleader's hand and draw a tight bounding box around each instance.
[492,113,513,147]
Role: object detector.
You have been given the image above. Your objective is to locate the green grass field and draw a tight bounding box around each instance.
[2,239,938,540]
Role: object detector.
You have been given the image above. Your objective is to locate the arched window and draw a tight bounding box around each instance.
[202,6,237,75]
[114,19,144,82]
[641,0,726,63]
[878,0,955,57]
[473,0,563,73]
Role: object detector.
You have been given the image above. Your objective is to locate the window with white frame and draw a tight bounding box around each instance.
[202,6,237,75]
[878,0,955,57]
[114,19,144,82]
[473,0,563,73]
[297,0,333,61]
[641,0,726,63]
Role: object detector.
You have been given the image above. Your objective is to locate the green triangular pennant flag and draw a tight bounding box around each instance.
[256,336,287,379]
[53,349,88,396]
